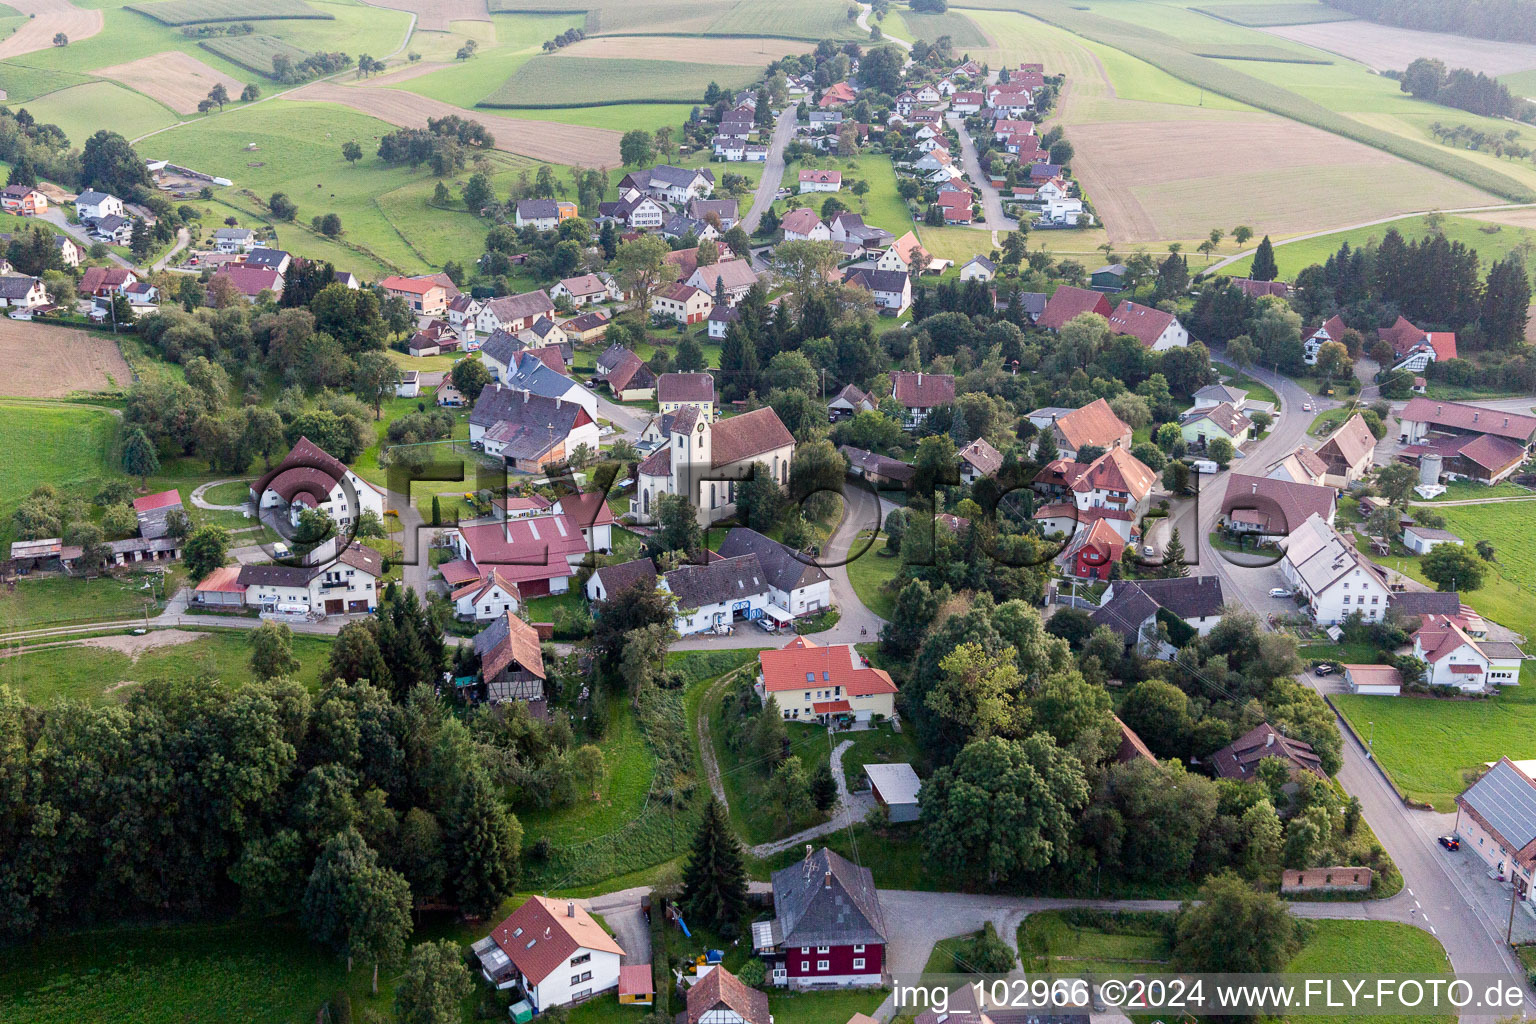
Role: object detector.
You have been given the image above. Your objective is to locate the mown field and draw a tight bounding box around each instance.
[1189,2,1353,27]
[19,80,179,143]
[480,54,761,107]
[125,0,332,25]
[0,402,118,548]
[896,9,991,48]
[707,0,864,39]
[1220,214,1536,280]
[199,33,312,78]
[0,630,336,703]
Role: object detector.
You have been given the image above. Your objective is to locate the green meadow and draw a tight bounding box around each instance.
[1221,214,1536,280]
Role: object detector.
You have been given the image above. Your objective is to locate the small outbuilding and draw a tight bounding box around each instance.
[863,762,921,823]
[617,964,653,1006]
[1343,663,1403,696]
[1402,525,1463,555]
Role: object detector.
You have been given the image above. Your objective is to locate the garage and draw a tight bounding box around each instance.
[347,599,370,613]
[324,599,343,614]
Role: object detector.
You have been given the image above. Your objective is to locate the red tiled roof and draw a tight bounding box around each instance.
[479,607,544,682]
[1074,446,1156,502]
[1400,397,1536,443]
[132,489,182,512]
[195,565,245,593]
[455,516,588,585]
[760,635,897,697]
[438,558,482,585]
[380,275,439,294]
[1053,397,1131,451]
[779,208,824,236]
[798,169,842,184]
[487,896,623,987]
[1037,285,1111,330]
[890,370,955,409]
[618,964,653,997]
[710,407,795,466]
[1108,299,1177,348]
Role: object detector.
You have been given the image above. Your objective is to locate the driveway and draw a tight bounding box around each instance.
[741,108,798,236]
[40,209,137,271]
[587,886,653,965]
[750,737,875,857]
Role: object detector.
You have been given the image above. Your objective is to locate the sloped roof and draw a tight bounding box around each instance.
[1459,759,1536,867]
[593,557,658,600]
[1108,300,1178,347]
[253,436,350,498]
[780,208,825,236]
[456,516,587,584]
[1075,446,1156,502]
[890,371,955,409]
[1399,397,1536,443]
[769,847,887,947]
[1113,714,1157,764]
[483,290,555,326]
[759,634,896,698]
[473,609,545,681]
[958,437,1003,475]
[1037,284,1110,330]
[710,407,795,466]
[1183,400,1251,440]
[718,527,829,595]
[656,372,716,404]
[487,896,623,987]
[1318,413,1376,469]
[681,966,769,1024]
[132,489,183,513]
[1212,722,1324,780]
[1221,474,1335,535]
[840,445,914,481]
[1052,397,1130,451]
[664,554,767,608]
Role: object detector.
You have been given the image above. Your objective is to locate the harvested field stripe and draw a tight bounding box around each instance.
[478,54,759,108]
[1009,0,1533,202]
[0,0,102,59]
[98,51,247,116]
[1188,3,1353,28]
[126,0,331,25]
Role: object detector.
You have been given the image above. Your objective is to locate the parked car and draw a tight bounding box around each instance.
[1191,459,1219,474]
[755,618,781,634]
[1438,835,1461,851]
[616,477,634,490]
[1268,587,1291,598]
[1314,663,1335,676]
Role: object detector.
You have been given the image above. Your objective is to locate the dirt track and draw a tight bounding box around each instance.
[289,81,623,166]
[0,320,131,397]
[359,0,490,33]
[0,0,102,59]
[99,51,248,115]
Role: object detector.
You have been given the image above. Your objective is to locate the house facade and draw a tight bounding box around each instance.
[236,543,383,616]
[1279,513,1391,624]
[472,896,624,1011]
[755,847,887,988]
[250,436,385,529]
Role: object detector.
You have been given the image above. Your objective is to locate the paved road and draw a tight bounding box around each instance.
[741,108,798,236]
[857,3,911,51]
[151,227,191,273]
[39,209,136,272]
[948,113,1018,234]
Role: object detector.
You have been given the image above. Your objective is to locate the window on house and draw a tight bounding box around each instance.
[817,960,829,971]
[570,954,590,966]
[801,962,809,971]
[853,958,865,970]
[817,946,829,954]
[800,947,809,954]
[853,945,865,953]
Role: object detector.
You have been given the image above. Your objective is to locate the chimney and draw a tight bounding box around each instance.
[1436,405,1442,415]
[1266,731,1275,747]
[1251,482,1257,494]
[916,372,922,387]
[522,389,529,403]
[1473,412,1479,422]
[824,870,832,889]
[804,843,813,862]
[568,900,576,918]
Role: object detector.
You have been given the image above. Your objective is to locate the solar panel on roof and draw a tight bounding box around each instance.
[1465,762,1536,849]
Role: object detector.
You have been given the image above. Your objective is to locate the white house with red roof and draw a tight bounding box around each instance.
[758,635,897,723]
[445,491,614,599]
[452,567,522,622]
[1108,299,1189,351]
[1033,446,1157,544]
[780,208,830,241]
[472,896,625,1011]
[1303,313,1349,365]
[1379,316,1457,372]
[380,274,448,315]
[250,437,385,529]
[651,282,713,324]
[798,169,842,193]
[889,371,955,429]
[1413,612,1524,692]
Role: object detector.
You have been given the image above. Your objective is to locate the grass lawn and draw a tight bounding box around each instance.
[19,81,178,145]
[1307,406,1351,437]
[1425,479,1532,501]
[199,478,254,506]
[517,694,655,845]
[0,400,119,548]
[754,820,932,889]
[524,590,586,623]
[1285,920,1452,1024]
[1334,663,1536,811]
[0,569,184,633]
[846,532,902,620]
[1221,369,1280,410]
[709,684,835,846]
[0,628,335,703]
[838,722,923,789]
[767,988,886,1024]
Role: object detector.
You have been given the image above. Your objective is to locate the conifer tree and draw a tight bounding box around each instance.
[1161,527,1189,578]
[681,797,749,932]
[1250,235,1278,282]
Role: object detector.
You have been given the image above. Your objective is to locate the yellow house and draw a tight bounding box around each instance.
[656,372,716,422]
[759,635,897,724]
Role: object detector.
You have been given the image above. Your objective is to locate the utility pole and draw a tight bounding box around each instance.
[1508,877,1523,944]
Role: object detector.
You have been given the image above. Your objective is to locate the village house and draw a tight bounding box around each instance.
[513,198,577,230]
[842,267,911,316]
[596,189,668,229]
[1379,315,1457,372]
[236,542,383,616]
[780,208,830,242]
[758,634,896,723]
[619,164,714,203]
[245,247,291,275]
[477,290,557,335]
[1090,576,1226,650]
[250,436,385,529]
[1108,299,1189,351]
[1266,446,1330,487]
[959,255,996,282]
[472,896,624,1011]
[212,264,283,302]
[1399,431,1529,486]
[656,372,716,421]
[819,81,858,108]
[1279,513,1391,624]
[1063,517,1124,581]
[633,405,795,527]
[584,556,658,604]
[828,383,875,421]
[718,527,832,619]
[498,350,595,415]
[1034,397,1132,461]
[1302,313,1349,365]
[1412,612,1524,691]
[651,282,713,324]
[52,235,82,268]
[396,370,420,398]
[677,966,769,1024]
[688,258,757,305]
[1036,284,1112,330]
[889,371,954,429]
[406,320,456,357]
[958,437,1003,484]
[1220,474,1337,542]
[841,445,914,487]
[828,212,893,252]
[0,275,48,309]
[0,184,47,216]
[798,169,842,193]
[451,568,521,622]
[689,197,739,228]
[1402,524,1463,555]
[662,553,780,635]
[1315,412,1378,486]
[468,384,600,473]
[447,513,589,599]
[1454,758,1536,904]
[470,609,548,708]
[380,275,448,315]
[706,304,739,340]
[212,226,256,252]
[561,310,610,343]
[599,348,656,401]
[90,214,133,245]
[1180,401,1253,449]
[755,846,887,987]
[1033,446,1157,544]
[548,273,614,307]
[1211,722,1325,783]
[1191,383,1247,412]
[74,190,123,222]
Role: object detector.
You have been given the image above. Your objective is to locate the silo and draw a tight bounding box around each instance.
[1419,452,1443,486]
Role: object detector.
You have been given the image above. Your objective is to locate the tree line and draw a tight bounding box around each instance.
[1327,0,1536,45]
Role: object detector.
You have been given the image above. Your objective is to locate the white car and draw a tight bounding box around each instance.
[1303,402,1313,412]
[1268,587,1291,599]
[1142,544,1155,557]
